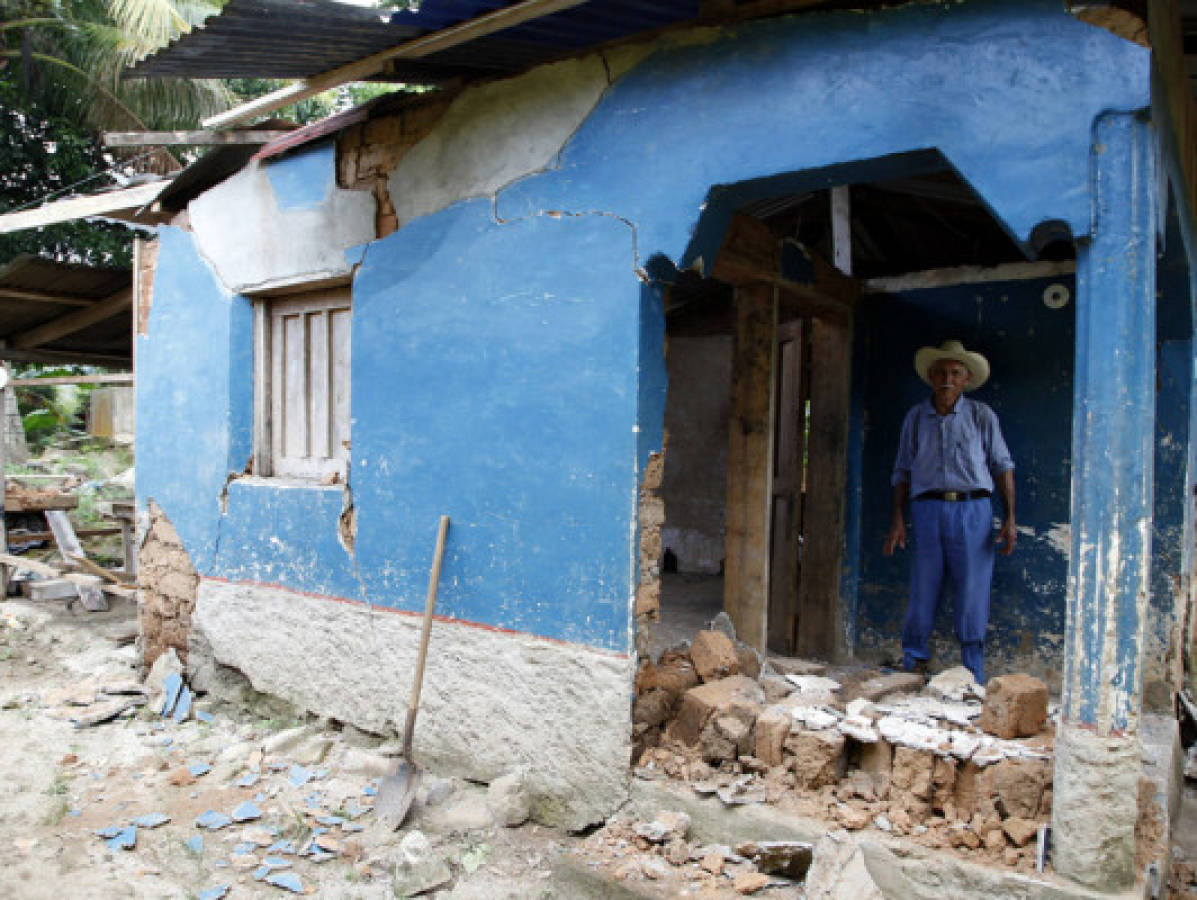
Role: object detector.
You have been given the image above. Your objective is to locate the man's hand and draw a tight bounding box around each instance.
[996,517,1017,556]
[884,518,906,556]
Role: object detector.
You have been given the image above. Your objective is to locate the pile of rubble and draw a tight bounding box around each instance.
[633,624,1054,871]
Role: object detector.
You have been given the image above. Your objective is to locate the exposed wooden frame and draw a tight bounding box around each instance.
[0,182,169,235]
[103,130,293,147]
[203,0,593,129]
[0,348,131,367]
[10,374,132,387]
[863,259,1076,293]
[0,289,92,307]
[830,185,852,275]
[11,288,132,349]
[253,300,272,477]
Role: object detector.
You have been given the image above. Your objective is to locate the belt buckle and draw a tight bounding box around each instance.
[943,491,960,501]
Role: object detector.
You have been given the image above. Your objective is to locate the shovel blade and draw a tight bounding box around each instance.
[375,760,421,831]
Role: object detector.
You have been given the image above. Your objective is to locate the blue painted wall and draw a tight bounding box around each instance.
[139,0,1155,659]
[854,277,1075,677]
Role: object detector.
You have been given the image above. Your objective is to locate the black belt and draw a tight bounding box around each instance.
[914,490,991,502]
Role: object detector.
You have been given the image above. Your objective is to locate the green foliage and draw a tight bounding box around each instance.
[0,81,133,265]
[226,78,409,125]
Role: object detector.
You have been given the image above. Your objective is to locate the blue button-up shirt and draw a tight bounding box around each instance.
[891,396,1014,497]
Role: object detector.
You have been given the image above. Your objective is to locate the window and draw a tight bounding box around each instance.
[253,286,351,480]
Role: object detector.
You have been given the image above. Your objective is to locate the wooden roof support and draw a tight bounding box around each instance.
[203,0,592,129]
[104,130,294,147]
[0,348,131,367]
[0,182,169,235]
[0,289,93,307]
[9,373,132,387]
[10,287,132,349]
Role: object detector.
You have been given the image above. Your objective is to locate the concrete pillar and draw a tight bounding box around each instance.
[1052,112,1157,890]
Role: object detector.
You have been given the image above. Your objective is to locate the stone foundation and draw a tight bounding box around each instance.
[192,578,635,830]
[138,501,199,669]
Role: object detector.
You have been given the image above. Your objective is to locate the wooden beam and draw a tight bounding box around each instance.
[0,182,169,235]
[0,348,131,367]
[10,373,132,387]
[104,130,293,147]
[723,283,776,653]
[203,0,592,129]
[830,185,852,276]
[10,288,132,349]
[864,259,1077,293]
[0,289,92,307]
[795,316,852,660]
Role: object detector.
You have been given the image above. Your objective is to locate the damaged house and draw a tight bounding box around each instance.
[110,0,1197,892]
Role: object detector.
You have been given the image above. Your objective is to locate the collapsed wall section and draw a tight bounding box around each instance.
[139,501,198,668]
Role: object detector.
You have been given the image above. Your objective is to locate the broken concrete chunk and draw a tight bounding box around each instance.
[1002,816,1039,847]
[733,871,771,895]
[925,666,984,703]
[486,771,530,827]
[633,810,690,843]
[736,840,814,879]
[637,651,700,702]
[690,630,740,682]
[990,757,1049,819]
[669,675,764,747]
[393,830,452,896]
[767,655,827,678]
[979,673,1048,739]
[785,728,846,789]
[735,642,762,680]
[754,707,790,767]
[854,672,925,703]
[70,696,144,728]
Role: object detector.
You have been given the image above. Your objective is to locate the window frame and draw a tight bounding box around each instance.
[252,284,352,481]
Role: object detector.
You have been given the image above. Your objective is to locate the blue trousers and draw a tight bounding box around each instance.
[901,497,994,683]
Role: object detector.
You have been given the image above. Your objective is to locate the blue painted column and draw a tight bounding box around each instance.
[1053,112,1157,889]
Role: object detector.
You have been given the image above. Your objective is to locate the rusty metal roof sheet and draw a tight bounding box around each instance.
[127,0,701,84]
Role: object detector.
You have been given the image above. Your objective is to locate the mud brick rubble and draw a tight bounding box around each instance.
[630,625,1056,877]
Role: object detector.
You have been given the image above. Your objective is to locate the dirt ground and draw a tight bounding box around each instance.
[0,593,809,899]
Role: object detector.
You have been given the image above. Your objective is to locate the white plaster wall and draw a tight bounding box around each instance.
[188,158,375,294]
[387,56,610,227]
[195,579,633,830]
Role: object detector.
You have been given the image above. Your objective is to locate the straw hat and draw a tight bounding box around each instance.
[914,340,990,391]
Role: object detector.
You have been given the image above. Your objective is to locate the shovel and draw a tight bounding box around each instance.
[376,514,450,830]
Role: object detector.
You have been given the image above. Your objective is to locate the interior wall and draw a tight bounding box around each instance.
[660,334,732,574]
[854,275,1075,683]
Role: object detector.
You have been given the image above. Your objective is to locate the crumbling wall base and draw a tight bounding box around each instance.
[1051,724,1140,890]
[194,578,634,830]
[138,501,199,670]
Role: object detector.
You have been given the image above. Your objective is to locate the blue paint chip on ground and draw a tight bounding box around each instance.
[160,673,182,717]
[172,687,192,723]
[308,850,335,863]
[196,710,215,723]
[315,815,344,826]
[195,810,233,830]
[303,796,321,809]
[252,865,271,881]
[265,871,304,892]
[236,772,259,788]
[105,825,137,851]
[130,813,170,828]
[95,825,123,839]
[188,761,211,777]
[362,783,378,796]
[266,840,295,855]
[287,765,311,787]
[254,792,266,803]
[341,822,364,833]
[68,809,81,817]
[197,883,230,900]
[231,801,261,822]
[186,835,204,854]
[233,842,256,855]
[262,856,291,868]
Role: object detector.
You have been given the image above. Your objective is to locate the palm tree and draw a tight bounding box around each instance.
[1,0,232,155]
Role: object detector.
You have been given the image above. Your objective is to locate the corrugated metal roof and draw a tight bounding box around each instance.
[0,257,132,364]
[127,0,701,84]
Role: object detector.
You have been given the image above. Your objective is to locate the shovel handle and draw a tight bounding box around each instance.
[402,514,449,758]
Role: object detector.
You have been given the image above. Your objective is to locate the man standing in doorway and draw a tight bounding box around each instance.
[882,340,1016,684]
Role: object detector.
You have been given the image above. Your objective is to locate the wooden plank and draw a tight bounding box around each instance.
[253,301,272,476]
[767,320,804,654]
[70,553,134,586]
[5,493,78,512]
[308,309,331,460]
[11,288,132,349]
[203,0,592,129]
[103,130,293,147]
[8,528,121,542]
[331,306,352,467]
[0,182,169,234]
[723,283,776,653]
[283,312,307,458]
[831,186,852,276]
[0,347,131,367]
[864,260,1076,293]
[10,374,132,387]
[45,510,84,559]
[0,553,61,577]
[0,289,92,307]
[795,317,853,659]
